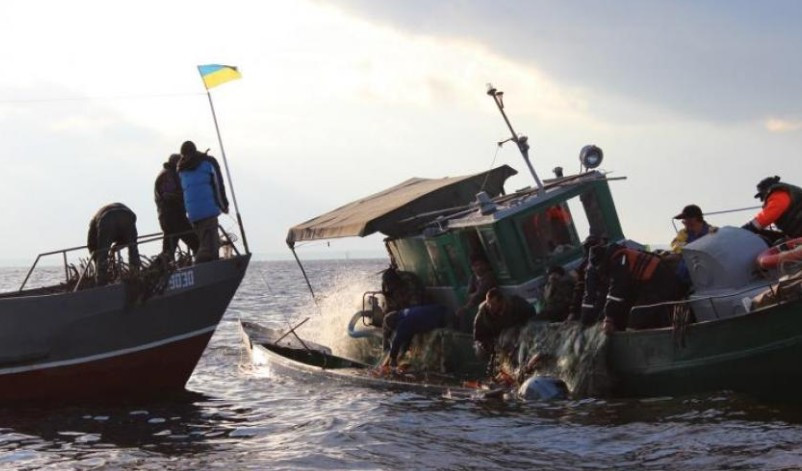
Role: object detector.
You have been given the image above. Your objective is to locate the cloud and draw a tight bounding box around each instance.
[327,1,802,124]
[765,118,802,133]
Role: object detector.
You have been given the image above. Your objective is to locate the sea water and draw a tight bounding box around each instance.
[0,260,801,470]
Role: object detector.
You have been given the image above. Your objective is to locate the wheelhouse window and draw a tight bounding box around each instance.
[518,187,607,268]
[478,227,511,279]
[520,202,578,264]
[443,243,469,285]
[424,240,448,286]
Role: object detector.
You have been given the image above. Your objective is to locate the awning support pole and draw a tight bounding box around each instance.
[291,247,319,307]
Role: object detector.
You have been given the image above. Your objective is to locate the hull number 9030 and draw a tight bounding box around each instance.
[167,270,195,291]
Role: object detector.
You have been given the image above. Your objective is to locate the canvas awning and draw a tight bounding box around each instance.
[286,165,517,247]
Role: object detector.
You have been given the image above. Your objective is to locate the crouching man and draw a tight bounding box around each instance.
[382,304,448,368]
[87,203,140,285]
[473,288,535,355]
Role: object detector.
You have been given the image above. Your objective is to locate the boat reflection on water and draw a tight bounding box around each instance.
[0,391,250,458]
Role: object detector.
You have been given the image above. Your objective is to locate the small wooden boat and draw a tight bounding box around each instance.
[239,320,497,398]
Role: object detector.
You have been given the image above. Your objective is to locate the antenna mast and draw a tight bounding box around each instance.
[487,84,545,194]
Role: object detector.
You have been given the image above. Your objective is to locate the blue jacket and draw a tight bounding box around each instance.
[178,153,229,223]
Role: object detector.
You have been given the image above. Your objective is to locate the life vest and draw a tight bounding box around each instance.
[179,159,222,223]
[766,182,802,237]
[756,237,802,269]
[612,248,660,282]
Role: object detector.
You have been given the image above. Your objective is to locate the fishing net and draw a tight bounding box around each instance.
[495,321,614,397]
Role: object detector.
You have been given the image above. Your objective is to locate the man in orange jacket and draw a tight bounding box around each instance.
[744,176,802,239]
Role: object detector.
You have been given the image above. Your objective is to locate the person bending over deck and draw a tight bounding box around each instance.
[177,141,229,263]
[473,288,535,355]
[382,304,448,368]
[591,243,682,333]
[155,153,199,261]
[87,203,140,285]
[744,176,802,240]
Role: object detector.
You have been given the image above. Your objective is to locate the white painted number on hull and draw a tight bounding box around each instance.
[168,270,195,291]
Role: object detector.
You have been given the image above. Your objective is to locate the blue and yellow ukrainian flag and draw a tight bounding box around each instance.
[197,64,241,89]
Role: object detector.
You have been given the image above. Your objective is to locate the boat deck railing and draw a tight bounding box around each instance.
[629,272,802,322]
[18,225,240,292]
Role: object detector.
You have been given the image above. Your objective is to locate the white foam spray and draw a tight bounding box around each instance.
[295,269,383,363]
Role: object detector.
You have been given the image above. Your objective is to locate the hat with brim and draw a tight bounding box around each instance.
[674,204,703,220]
[755,176,781,199]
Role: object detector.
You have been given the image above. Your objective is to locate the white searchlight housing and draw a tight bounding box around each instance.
[579,144,603,170]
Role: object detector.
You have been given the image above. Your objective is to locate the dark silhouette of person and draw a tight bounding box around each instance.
[87,203,140,284]
[155,153,199,260]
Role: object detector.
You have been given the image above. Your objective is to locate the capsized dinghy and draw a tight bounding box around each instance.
[239,320,502,398]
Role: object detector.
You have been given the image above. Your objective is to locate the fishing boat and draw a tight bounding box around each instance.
[0,230,250,403]
[251,84,802,401]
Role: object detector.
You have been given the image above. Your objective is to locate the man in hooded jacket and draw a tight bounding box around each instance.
[177,141,229,263]
[155,153,199,260]
[87,203,140,284]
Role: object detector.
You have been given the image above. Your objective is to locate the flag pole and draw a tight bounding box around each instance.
[204,87,250,254]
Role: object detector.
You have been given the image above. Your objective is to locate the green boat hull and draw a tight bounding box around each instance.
[608,301,802,400]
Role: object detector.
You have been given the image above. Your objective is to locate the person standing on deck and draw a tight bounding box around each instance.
[671,205,718,253]
[155,154,199,261]
[670,204,718,289]
[87,203,140,285]
[743,176,802,239]
[177,141,229,263]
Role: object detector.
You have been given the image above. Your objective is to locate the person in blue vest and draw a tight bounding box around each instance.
[177,141,229,263]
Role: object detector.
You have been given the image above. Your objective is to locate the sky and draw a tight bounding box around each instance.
[0,0,800,265]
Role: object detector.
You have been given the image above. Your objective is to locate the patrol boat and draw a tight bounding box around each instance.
[0,231,250,403]
[246,85,802,400]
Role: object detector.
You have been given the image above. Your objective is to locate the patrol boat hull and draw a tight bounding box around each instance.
[0,255,250,403]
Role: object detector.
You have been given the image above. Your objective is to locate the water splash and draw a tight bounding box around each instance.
[297,268,382,363]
